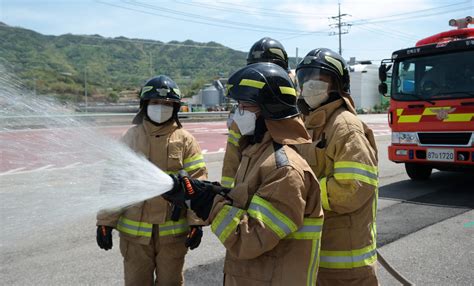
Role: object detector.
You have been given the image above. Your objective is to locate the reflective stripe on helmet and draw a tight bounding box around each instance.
[140,86,154,97]
[211,205,245,243]
[247,195,298,239]
[279,86,296,96]
[239,79,266,89]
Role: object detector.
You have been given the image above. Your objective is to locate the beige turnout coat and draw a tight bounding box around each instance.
[209,129,324,286]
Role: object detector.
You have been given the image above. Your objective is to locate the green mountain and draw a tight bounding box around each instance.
[0,22,247,102]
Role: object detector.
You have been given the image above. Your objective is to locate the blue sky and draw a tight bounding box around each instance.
[1,0,473,65]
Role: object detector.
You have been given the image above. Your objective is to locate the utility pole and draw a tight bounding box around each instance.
[149,51,153,77]
[33,78,37,96]
[295,47,299,68]
[84,68,88,113]
[329,2,351,56]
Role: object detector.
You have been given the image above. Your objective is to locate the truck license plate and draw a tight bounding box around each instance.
[426,148,454,162]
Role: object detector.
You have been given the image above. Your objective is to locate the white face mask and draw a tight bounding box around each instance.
[301,80,330,109]
[147,104,174,123]
[233,109,256,136]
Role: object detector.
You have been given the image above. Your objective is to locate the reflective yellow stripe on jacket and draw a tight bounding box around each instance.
[117,216,153,237]
[285,217,323,286]
[227,129,241,147]
[334,161,378,187]
[159,218,189,236]
[183,154,206,173]
[319,177,331,211]
[247,195,298,239]
[211,205,245,243]
[285,217,323,240]
[320,161,379,269]
[320,241,377,269]
[221,176,235,188]
[117,217,189,237]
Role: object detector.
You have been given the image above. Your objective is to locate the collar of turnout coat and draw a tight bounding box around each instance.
[143,119,179,136]
[265,116,311,145]
[304,98,346,129]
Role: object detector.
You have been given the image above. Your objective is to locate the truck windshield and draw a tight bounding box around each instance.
[392,50,474,101]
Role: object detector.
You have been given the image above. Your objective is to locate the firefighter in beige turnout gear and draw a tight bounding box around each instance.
[96,75,207,285]
[296,48,379,286]
[163,62,324,285]
[221,37,292,189]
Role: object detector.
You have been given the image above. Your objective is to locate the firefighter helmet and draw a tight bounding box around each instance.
[247,37,289,70]
[296,48,350,93]
[139,75,181,102]
[133,75,182,125]
[226,62,298,120]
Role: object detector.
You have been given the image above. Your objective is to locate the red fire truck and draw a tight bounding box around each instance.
[379,16,474,180]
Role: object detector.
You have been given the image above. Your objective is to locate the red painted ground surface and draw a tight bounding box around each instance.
[0,121,389,174]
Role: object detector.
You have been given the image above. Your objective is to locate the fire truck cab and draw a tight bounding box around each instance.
[379,16,474,180]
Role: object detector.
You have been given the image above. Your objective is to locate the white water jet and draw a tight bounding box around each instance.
[0,66,173,247]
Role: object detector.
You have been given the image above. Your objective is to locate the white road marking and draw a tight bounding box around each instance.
[63,162,82,169]
[0,167,26,175]
[32,164,55,171]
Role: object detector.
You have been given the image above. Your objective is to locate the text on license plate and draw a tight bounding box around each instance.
[426,148,454,162]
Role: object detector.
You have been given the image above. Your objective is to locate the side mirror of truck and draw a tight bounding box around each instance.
[378,83,389,97]
[379,64,392,82]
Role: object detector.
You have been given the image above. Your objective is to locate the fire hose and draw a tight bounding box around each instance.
[377,250,415,286]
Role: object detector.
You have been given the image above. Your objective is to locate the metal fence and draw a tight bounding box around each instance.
[1,112,229,129]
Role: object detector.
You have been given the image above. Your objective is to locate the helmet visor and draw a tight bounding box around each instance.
[297,69,334,91]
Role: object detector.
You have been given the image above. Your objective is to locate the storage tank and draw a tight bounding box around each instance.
[201,84,220,106]
[349,63,380,110]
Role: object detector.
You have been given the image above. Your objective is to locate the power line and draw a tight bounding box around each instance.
[350,0,471,24]
[349,3,472,26]
[174,0,330,18]
[270,1,472,43]
[100,0,326,35]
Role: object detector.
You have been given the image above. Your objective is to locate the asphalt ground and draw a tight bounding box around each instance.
[1,126,473,285]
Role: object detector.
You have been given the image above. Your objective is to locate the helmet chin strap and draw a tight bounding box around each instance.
[248,115,267,144]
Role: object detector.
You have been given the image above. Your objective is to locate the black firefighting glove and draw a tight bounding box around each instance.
[96,225,113,251]
[185,225,203,250]
[162,173,232,221]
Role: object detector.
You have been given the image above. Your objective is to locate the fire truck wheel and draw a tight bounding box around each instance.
[405,163,432,180]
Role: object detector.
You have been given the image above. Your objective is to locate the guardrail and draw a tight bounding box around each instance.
[1,112,230,129]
